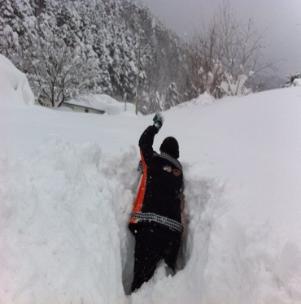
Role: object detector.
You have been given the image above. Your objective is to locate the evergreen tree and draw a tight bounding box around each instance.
[165,82,179,109]
[0,0,192,112]
[0,0,36,65]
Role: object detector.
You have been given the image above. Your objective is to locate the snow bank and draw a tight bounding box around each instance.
[0,137,132,304]
[177,92,215,108]
[293,78,301,86]
[1,57,301,304]
[0,54,35,106]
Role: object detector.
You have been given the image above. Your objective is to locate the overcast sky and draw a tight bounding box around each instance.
[140,0,301,77]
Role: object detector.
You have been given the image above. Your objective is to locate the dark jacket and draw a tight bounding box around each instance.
[129,126,184,235]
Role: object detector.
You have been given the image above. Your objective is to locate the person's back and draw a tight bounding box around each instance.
[129,114,184,292]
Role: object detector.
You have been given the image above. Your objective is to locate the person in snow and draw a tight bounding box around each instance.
[129,113,185,292]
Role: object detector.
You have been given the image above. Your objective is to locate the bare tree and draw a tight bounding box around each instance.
[22,21,101,107]
[283,73,301,87]
[190,1,276,97]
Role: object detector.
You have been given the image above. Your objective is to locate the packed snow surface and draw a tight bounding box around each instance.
[1,55,301,304]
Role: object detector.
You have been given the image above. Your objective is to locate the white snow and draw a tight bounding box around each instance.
[1,56,301,304]
[0,54,35,106]
[293,78,301,87]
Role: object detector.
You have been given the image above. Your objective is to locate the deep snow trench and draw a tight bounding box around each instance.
[1,136,226,302]
[121,160,225,295]
[4,136,294,303]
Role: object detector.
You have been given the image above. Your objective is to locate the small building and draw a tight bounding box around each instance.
[61,101,105,115]
[38,94,133,115]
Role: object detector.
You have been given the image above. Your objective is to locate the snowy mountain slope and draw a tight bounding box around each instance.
[1,56,301,304]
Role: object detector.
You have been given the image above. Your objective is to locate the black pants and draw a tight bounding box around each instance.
[131,225,181,292]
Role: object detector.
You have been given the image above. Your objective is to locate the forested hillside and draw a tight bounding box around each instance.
[0,0,278,113]
[0,0,192,112]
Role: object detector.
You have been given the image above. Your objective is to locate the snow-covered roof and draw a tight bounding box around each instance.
[61,101,105,114]
[67,94,135,115]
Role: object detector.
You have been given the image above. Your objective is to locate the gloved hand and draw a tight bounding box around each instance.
[153,112,164,130]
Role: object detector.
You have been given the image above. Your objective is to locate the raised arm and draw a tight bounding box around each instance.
[138,113,164,164]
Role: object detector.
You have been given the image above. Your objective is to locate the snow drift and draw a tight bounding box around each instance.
[1,56,301,304]
[0,54,35,106]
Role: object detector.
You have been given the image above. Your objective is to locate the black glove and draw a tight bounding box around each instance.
[153,112,164,130]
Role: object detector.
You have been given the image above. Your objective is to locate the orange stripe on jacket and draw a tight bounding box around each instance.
[129,151,147,223]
